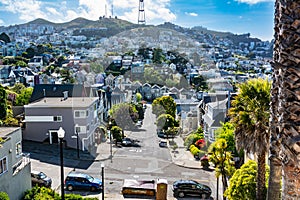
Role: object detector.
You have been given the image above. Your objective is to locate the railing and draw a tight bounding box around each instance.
[12,153,30,176]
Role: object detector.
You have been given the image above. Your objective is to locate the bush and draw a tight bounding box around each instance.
[189,144,200,155]
[23,186,60,200]
[65,194,98,200]
[23,186,98,200]
[0,192,9,200]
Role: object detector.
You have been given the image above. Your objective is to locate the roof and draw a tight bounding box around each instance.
[25,97,98,108]
[30,84,87,103]
[66,172,91,178]
[0,127,20,137]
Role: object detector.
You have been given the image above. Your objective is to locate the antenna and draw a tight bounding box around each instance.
[111,0,114,17]
[138,0,146,25]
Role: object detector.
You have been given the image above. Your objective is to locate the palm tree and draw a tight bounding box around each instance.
[267,1,282,199]
[272,0,300,198]
[229,78,271,200]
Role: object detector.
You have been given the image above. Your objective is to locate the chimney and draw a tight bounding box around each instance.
[63,91,68,101]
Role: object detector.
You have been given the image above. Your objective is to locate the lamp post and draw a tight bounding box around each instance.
[108,120,112,163]
[57,127,65,200]
[101,163,105,200]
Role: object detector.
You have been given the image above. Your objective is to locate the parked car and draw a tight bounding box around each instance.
[159,140,168,148]
[122,137,134,146]
[136,120,143,127]
[157,131,166,138]
[172,180,211,198]
[31,170,52,188]
[65,172,102,192]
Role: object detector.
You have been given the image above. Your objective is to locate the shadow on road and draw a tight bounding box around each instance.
[23,140,94,169]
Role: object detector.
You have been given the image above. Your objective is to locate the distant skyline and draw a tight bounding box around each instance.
[0,0,275,41]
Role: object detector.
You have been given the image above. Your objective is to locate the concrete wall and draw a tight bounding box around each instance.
[0,128,31,200]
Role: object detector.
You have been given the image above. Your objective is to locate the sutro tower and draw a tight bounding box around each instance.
[138,0,146,24]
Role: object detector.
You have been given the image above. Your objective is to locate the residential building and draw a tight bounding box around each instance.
[0,127,31,200]
[23,96,100,152]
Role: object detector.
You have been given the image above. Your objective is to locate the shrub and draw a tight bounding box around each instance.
[0,192,9,200]
[189,144,200,155]
[23,186,60,200]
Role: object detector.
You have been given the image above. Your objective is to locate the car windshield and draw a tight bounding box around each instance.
[85,174,94,182]
[38,172,47,179]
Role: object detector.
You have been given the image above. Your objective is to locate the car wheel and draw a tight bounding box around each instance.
[67,185,73,191]
[90,186,96,192]
[178,192,185,198]
[202,193,209,199]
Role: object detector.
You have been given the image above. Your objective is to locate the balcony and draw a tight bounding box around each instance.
[12,153,30,176]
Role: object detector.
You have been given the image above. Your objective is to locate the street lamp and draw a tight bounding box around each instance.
[108,120,112,163]
[101,162,105,200]
[57,127,65,200]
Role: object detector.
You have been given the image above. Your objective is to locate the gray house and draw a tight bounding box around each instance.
[0,127,31,200]
[23,96,100,152]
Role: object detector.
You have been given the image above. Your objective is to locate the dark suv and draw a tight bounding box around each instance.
[31,171,52,188]
[172,180,211,198]
[65,172,102,192]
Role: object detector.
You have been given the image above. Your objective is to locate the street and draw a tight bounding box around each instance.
[29,104,218,199]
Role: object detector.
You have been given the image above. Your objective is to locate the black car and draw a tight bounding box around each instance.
[31,171,52,188]
[172,180,211,198]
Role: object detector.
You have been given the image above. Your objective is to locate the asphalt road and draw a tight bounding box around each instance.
[29,105,217,199]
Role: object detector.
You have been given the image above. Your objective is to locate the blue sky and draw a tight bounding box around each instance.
[0,0,275,41]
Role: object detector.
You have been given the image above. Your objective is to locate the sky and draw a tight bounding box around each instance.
[0,0,275,41]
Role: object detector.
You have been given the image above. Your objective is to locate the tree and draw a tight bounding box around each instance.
[135,93,142,102]
[0,191,9,200]
[0,86,7,120]
[111,126,122,145]
[156,114,175,137]
[209,139,235,199]
[152,96,176,118]
[269,1,300,199]
[225,160,258,200]
[229,78,271,200]
[183,128,204,149]
[215,122,244,167]
[14,87,33,106]
[109,103,138,131]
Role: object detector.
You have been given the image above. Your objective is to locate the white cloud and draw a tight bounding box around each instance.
[235,0,274,4]
[0,19,4,24]
[185,12,198,17]
[0,0,176,25]
[0,0,44,21]
[115,0,176,24]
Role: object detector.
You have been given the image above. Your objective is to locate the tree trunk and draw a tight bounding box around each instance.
[268,4,282,196]
[267,156,282,200]
[273,0,300,199]
[222,174,228,200]
[256,152,266,200]
[282,163,300,200]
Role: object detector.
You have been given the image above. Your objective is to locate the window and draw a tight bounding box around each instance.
[74,110,87,118]
[53,116,62,122]
[0,157,8,175]
[75,126,87,134]
[16,141,22,156]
